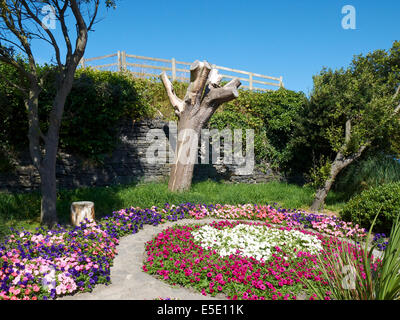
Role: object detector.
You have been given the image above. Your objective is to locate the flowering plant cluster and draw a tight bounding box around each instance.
[192,223,323,261]
[161,203,368,240]
[372,233,389,251]
[283,211,367,239]
[0,201,374,300]
[143,220,381,300]
[0,207,180,300]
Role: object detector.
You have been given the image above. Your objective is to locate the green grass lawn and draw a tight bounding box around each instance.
[0,180,347,239]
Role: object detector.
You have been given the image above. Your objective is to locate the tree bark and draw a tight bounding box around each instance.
[38,76,77,226]
[168,119,202,191]
[310,160,344,212]
[161,61,241,192]
[40,160,58,228]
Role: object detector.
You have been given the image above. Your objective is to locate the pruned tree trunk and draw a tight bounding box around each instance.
[161,61,241,192]
[310,146,367,212]
[71,201,95,227]
[40,157,58,227]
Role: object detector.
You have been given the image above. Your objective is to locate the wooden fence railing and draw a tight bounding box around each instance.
[79,51,284,91]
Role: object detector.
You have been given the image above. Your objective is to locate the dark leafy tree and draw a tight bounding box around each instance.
[0,0,116,226]
[308,42,400,211]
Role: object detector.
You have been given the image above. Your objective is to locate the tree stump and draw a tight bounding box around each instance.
[71,201,95,227]
[160,60,241,192]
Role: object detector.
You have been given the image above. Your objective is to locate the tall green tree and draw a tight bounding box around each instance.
[309,42,400,211]
[0,0,115,227]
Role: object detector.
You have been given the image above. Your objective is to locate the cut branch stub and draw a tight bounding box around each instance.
[202,77,241,109]
[160,71,184,116]
[185,60,212,105]
[208,68,224,87]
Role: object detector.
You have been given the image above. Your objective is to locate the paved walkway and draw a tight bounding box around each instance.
[60,219,226,300]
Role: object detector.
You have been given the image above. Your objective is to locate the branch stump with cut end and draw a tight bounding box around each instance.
[160,60,241,192]
[71,201,95,227]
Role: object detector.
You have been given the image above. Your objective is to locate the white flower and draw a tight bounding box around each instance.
[192,224,323,262]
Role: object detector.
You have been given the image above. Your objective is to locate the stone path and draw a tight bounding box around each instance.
[60,219,227,300]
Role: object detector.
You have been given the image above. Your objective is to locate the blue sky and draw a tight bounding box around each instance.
[35,0,400,94]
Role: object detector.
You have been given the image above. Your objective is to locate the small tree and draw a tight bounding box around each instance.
[0,0,115,227]
[309,42,400,211]
[160,61,241,192]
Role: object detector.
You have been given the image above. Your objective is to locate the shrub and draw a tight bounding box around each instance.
[0,64,155,162]
[209,88,307,168]
[59,69,153,160]
[340,182,400,233]
[0,61,28,151]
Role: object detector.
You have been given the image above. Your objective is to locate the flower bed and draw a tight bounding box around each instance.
[0,202,373,300]
[162,203,368,239]
[143,220,381,300]
[0,207,170,300]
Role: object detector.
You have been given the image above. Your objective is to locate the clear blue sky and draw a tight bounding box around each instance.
[36,0,400,94]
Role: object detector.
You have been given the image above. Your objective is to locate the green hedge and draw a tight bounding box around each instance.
[0,64,155,162]
[59,69,155,160]
[209,88,307,167]
[340,182,400,233]
[0,61,307,171]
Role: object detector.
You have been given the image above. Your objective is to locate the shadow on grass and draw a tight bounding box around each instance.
[0,182,135,236]
[55,183,136,225]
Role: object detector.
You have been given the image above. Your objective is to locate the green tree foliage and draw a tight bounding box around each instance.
[59,69,153,160]
[209,88,307,168]
[0,59,28,150]
[291,41,400,187]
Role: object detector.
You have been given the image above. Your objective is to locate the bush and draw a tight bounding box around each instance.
[0,64,155,162]
[0,62,28,151]
[341,182,400,233]
[209,88,307,168]
[59,69,153,160]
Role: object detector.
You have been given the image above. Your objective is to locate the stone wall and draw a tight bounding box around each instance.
[0,119,282,193]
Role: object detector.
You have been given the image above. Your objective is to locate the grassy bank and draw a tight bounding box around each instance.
[0,180,346,239]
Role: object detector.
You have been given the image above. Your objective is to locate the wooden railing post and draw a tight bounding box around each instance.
[117,50,122,72]
[249,73,253,90]
[121,51,127,71]
[171,57,176,81]
[279,76,284,88]
[80,58,85,69]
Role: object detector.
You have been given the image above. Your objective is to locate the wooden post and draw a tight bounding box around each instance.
[121,51,127,71]
[117,50,122,72]
[171,58,176,81]
[279,76,284,88]
[80,58,85,69]
[71,201,95,227]
[249,73,253,90]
